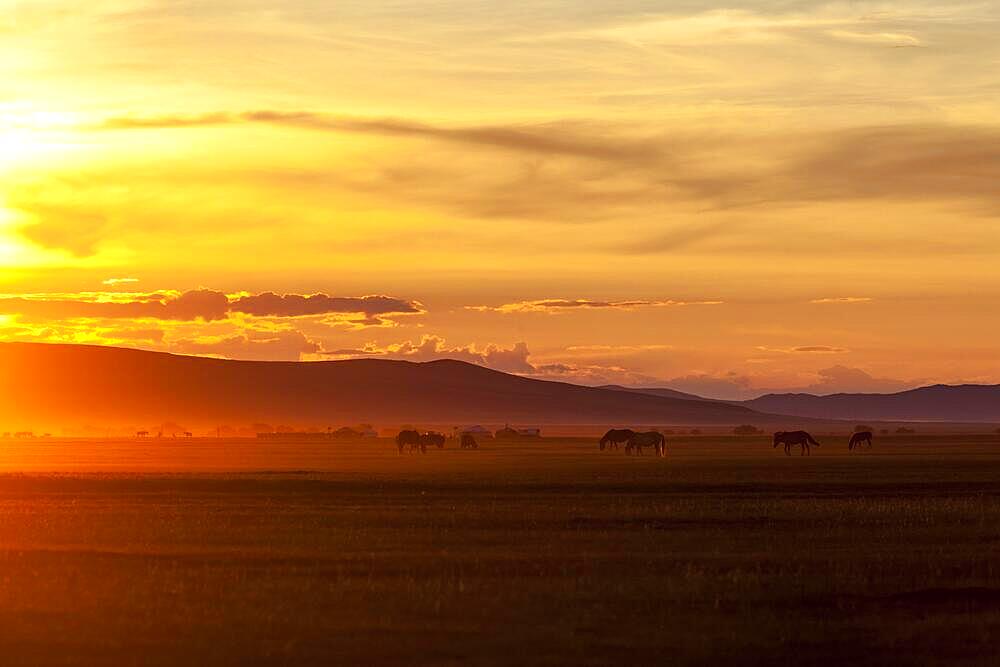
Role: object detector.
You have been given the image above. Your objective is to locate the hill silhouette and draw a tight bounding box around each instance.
[741,385,1000,422]
[599,384,714,402]
[0,343,781,430]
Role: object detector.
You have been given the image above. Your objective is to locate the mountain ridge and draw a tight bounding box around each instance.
[613,382,1000,422]
[0,342,790,431]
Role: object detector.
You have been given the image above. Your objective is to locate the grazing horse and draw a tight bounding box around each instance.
[420,432,446,450]
[395,429,425,454]
[460,434,479,449]
[773,431,821,456]
[626,431,666,457]
[599,428,635,451]
[849,431,873,451]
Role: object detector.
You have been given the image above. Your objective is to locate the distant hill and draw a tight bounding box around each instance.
[599,385,714,402]
[0,343,785,431]
[742,385,1000,422]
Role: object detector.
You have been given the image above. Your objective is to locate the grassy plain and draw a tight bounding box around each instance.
[0,434,998,665]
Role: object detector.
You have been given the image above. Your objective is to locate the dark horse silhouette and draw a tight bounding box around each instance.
[396,429,425,454]
[626,431,666,457]
[849,431,873,451]
[460,434,478,449]
[773,431,821,456]
[420,432,446,450]
[599,428,635,451]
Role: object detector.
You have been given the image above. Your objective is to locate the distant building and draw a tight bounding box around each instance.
[495,425,519,439]
[516,427,541,438]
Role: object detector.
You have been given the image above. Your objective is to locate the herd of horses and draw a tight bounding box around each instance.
[395,430,479,453]
[598,429,668,457]
[600,428,875,457]
[396,428,875,456]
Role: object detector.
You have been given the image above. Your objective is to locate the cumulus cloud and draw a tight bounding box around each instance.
[528,362,662,386]
[0,289,422,322]
[658,373,757,401]
[326,335,534,373]
[171,331,321,362]
[328,336,673,385]
[801,365,914,394]
[469,298,723,314]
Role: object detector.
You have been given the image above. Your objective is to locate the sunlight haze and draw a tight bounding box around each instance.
[2,1,999,398]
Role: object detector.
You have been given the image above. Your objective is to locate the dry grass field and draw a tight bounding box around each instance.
[0,434,999,665]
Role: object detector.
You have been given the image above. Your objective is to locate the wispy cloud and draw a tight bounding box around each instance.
[102,277,139,286]
[468,298,723,314]
[810,297,873,304]
[828,30,922,47]
[756,345,849,353]
[91,111,656,163]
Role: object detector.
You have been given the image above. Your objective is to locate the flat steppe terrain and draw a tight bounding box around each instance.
[0,434,998,665]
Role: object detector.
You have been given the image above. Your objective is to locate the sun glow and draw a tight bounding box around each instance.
[0,131,41,175]
[0,111,80,172]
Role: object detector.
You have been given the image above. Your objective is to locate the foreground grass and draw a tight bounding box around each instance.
[0,436,997,665]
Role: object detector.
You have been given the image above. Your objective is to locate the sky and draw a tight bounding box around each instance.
[1,1,999,399]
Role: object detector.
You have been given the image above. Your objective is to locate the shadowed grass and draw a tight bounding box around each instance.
[0,435,997,664]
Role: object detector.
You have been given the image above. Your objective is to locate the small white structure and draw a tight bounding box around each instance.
[516,427,542,438]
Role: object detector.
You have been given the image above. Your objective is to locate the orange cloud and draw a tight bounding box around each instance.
[756,345,849,354]
[0,290,422,321]
[93,112,654,162]
[230,292,422,317]
[809,297,873,304]
[469,298,723,314]
[325,335,534,373]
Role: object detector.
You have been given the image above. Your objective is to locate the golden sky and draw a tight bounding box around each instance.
[2,1,999,398]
